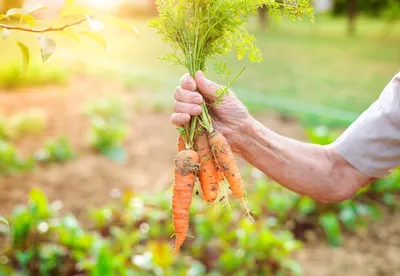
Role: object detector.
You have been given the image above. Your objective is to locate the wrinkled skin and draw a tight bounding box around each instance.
[171,71,250,150]
[170,70,374,203]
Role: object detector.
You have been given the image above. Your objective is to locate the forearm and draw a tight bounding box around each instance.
[228,117,374,203]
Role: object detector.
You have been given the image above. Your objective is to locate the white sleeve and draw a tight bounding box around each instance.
[333,72,400,178]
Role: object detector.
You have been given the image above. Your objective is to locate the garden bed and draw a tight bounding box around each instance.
[1,76,399,275]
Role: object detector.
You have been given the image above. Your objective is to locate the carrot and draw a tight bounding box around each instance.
[215,162,225,183]
[194,130,220,203]
[208,130,245,202]
[172,149,200,254]
[177,134,185,152]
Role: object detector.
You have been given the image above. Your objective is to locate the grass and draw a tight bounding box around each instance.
[1,14,399,126]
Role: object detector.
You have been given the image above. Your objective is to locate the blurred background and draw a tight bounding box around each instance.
[0,0,399,275]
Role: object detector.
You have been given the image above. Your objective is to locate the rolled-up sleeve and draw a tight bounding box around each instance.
[333,72,400,178]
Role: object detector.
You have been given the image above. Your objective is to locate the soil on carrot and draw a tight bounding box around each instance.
[0,76,399,275]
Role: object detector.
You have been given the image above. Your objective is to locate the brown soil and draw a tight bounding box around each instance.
[298,211,400,276]
[1,76,399,275]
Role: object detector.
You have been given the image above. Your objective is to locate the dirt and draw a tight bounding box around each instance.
[298,211,400,276]
[1,76,399,275]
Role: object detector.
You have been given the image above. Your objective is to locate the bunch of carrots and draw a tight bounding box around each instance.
[150,0,314,254]
[174,120,247,254]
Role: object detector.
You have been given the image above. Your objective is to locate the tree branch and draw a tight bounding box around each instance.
[0,18,87,33]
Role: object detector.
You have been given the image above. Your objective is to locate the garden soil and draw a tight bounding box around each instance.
[1,76,399,275]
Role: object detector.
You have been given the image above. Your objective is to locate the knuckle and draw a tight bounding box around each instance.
[173,100,179,110]
[192,105,201,115]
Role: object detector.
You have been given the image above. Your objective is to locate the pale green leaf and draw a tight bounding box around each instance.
[1,28,11,40]
[6,8,24,17]
[103,16,140,36]
[86,15,104,32]
[81,31,109,52]
[37,34,56,62]
[23,2,47,14]
[16,41,30,71]
[21,14,36,27]
[176,127,186,136]
[59,29,80,42]
[103,147,126,163]
[61,5,91,16]
[0,216,8,227]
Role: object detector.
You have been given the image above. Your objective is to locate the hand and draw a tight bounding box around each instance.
[171,70,252,147]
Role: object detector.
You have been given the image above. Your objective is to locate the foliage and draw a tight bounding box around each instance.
[0,109,45,140]
[0,0,138,72]
[332,0,396,18]
[150,0,314,148]
[0,139,35,175]
[0,187,303,275]
[245,164,399,248]
[83,96,128,162]
[34,136,76,163]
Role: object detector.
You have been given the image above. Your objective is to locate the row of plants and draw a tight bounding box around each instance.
[0,96,130,175]
[1,162,398,275]
[0,186,302,276]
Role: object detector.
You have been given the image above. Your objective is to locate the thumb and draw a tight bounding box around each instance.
[195,71,220,101]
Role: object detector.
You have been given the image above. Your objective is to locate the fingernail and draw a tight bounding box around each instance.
[194,105,202,114]
[193,95,203,104]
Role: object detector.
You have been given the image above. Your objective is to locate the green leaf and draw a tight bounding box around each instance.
[319,212,342,247]
[366,204,382,220]
[16,41,30,72]
[0,14,5,20]
[103,147,126,163]
[81,31,109,52]
[298,196,316,216]
[382,193,396,206]
[21,14,36,27]
[339,205,356,231]
[29,188,49,217]
[23,3,47,14]
[6,8,24,17]
[16,249,35,266]
[37,34,56,62]
[102,16,140,36]
[0,216,9,227]
[86,15,104,32]
[176,127,186,136]
[59,29,80,42]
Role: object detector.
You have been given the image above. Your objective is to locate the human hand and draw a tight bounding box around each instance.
[171,70,252,147]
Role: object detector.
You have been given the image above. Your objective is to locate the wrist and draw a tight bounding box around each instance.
[225,115,257,153]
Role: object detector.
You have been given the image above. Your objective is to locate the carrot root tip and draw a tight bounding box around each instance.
[240,198,254,222]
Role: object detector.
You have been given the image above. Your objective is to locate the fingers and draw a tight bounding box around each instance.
[180,73,197,91]
[194,71,220,101]
[170,113,190,126]
[173,101,202,115]
[174,86,203,105]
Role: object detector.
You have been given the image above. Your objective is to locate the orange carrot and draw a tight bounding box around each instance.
[215,162,225,183]
[194,130,220,203]
[177,134,185,152]
[208,130,245,200]
[172,149,200,254]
